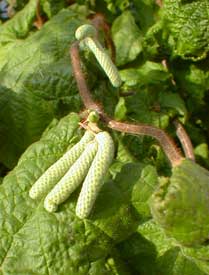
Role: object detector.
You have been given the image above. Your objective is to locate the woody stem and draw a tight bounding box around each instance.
[70,42,183,167]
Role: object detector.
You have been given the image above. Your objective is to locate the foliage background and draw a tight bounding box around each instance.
[0,0,208,274]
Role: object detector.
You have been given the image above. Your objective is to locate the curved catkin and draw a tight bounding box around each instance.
[29,131,94,200]
[75,24,97,40]
[44,140,98,213]
[84,37,122,88]
[76,131,115,219]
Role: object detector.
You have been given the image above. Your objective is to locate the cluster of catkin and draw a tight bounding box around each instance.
[29,131,115,219]
[29,23,120,218]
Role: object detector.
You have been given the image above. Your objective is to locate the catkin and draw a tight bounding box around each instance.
[76,131,115,219]
[75,24,121,88]
[75,24,97,40]
[29,131,94,200]
[44,140,98,212]
[84,37,122,88]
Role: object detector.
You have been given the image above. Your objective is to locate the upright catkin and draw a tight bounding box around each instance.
[29,131,94,200]
[76,131,115,219]
[44,140,98,212]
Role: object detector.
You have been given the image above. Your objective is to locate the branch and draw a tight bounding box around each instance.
[70,42,184,167]
[173,119,195,161]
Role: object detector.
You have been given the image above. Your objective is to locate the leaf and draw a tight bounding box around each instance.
[40,0,68,18]
[90,163,158,242]
[119,61,188,126]
[0,0,38,44]
[111,11,143,66]
[118,220,206,274]
[0,6,86,168]
[131,220,206,274]
[132,0,159,33]
[150,159,209,246]
[173,62,209,112]
[7,0,29,12]
[114,97,127,120]
[120,61,171,86]
[162,0,209,60]
[0,113,145,274]
[182,245,209,274]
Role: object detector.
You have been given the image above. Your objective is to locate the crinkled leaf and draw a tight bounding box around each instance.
[0,113,145,274]
[0,7,86,168]
[162,0,209,60]
[121,220,207,274]
[182,245,209,274]
[150,159,209,246]
[89,163,158,242]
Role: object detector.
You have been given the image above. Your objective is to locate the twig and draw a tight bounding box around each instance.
[70,42,184,167]
[173,119,195,161]
[34,0,44,29]
[70,42,103,113]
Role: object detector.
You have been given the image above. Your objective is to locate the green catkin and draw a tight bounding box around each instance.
[29,131,94,200]
[76,131,115,219]
[75,24,122,88]
[84,37,122,88]
[44,140,98,212]
[75,24,97,40]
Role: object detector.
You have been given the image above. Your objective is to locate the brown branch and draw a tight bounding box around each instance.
[70,42,184,167]
[70,42,103,113]
[34,0,44,30]
[173,119,195,161]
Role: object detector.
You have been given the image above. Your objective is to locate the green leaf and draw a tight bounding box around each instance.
[0,7,85,168]
[120,61,171,86]
[117,231,158,274]
[7,0,29,12]
[132,0,159,33]
[162,0,209,60]
[118,220,206,274]
[90,163,158,242]
[40,0,68,18]
[114,97,127,120]
[0,0,38,44]
[122,220,206,274]
[173,62,209,113]
[111,11,143,66]
[0,113,144,274]
[150,159,209,246]
[182,245,209,274]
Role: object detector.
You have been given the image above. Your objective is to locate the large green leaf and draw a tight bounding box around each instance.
[0,4,86,168]
[0,113,151,274]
